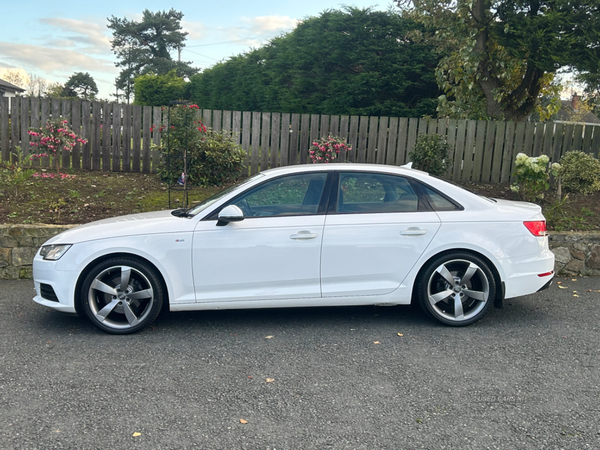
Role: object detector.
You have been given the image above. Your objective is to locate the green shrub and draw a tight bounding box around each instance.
[510,153,560,202]
[409,134,452,176]
[558,151,600,195]
[156,104,245,186]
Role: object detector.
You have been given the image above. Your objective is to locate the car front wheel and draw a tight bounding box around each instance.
[416,252,495,326]
[79,257,164,334]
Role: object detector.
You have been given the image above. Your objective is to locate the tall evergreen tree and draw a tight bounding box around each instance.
[108,9,197,102]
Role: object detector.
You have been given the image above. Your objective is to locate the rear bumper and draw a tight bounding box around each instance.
[498,249,555,299]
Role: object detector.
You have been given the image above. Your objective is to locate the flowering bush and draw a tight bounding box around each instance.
[28,119,87,174]
[309,135,351,163]
[510,153,560,201]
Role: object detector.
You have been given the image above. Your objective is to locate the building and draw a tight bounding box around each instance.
[0,78,26,98]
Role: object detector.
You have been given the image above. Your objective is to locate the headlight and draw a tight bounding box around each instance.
[39,244,72,261]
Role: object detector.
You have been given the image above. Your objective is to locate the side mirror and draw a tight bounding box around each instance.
[217,204,244,226]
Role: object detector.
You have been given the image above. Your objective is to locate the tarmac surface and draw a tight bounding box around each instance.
[1,277,599,449]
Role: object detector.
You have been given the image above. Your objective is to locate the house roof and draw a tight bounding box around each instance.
[0,78,26,93]
[556,96,600,125]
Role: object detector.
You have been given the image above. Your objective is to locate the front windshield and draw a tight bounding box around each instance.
[187,173,265,216]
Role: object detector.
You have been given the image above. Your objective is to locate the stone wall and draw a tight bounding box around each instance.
[0,225,75,279]
[1,225,599,280]
[549,232,600,277]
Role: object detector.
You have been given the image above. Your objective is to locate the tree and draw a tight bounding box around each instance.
[0,69,28,89]
[397,0,600,121]
[45,82,65,99]
[63,72,99,99]
[134,71,186,106]
[107,9,197,102]
[188,7,441,117]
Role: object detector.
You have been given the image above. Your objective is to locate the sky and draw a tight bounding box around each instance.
[0,0,392,99]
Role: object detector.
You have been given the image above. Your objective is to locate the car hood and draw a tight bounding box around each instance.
[44,210,195,245]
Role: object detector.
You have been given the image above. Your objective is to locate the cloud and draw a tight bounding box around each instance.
[40,18,112,54]
[0,42,116,74]
[182,20,208,41]
[242,15,299,34]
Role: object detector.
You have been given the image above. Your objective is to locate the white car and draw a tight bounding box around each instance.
[33,163,554,334]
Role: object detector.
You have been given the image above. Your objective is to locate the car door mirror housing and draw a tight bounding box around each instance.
[217,205,245,226]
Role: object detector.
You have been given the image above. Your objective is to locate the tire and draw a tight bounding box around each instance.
[416,252,495,326]
[79,257,165,334]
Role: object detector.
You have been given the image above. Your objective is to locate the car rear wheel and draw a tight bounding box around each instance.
[79,257,164,334]
[416,252,495,326]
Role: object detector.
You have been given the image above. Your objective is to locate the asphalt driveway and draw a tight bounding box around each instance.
[1,277,599,449]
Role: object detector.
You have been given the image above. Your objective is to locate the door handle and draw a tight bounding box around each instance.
[400,227,427,236]
[290,230,318,240]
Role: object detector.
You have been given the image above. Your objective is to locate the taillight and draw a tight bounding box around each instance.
[524,221,547,236]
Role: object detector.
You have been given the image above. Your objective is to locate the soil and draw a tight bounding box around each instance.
[1,167,598,231]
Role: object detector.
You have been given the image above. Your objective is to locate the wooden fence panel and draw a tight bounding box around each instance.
[582,125,593,153]
[280,113,290,166]
[471,121,486,182]
[348,116,359,163]
[462,120,477,182]
[396,117,409,165]
[70,101,80,169]
[480,121,496,182]
[573,124,584,151]
[112,103,122,171]
[406,118,419,166]
[232,111,242,145]
[510,121,526,180]
[592,126,600,159]
[542,123,554,160]
[251,111,261,175]
[30,97,40,167]
[356,116,369,163]
[241,111,251,170]
[60,99,71,167]
[289,113,300,165]
[0,98,8,162]
[202,109,212,129]
[386,117,398,165]
[376,117,388,164]
[309,114,320,157]
[366,116,378,163]
[212,110,222,132]
[91,102,101,170]
[142,106,152,173]
[300,114,310,164]
[452,120,467,181]
[19,98,29,161]
[261,112,271,171]
[532,123,544,156]
[151,106,161,172]
[523,122,535,155]
[338,115,349,162]
[552,123,564,164]
[500,122,516,184]
[121,104,131,172]
[490,122,506,183]
[320,114,329,138]
[10,97,19,160]
[444,119,457,179]
[131,105,141,172]
[222,110,232,132]
[102,103,111,171]
[270,113,280,169]
[562,124,574,155]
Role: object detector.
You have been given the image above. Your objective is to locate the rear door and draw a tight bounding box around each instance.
[320,172,441,297]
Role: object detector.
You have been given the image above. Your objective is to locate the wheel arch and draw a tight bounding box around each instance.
[411,248,504,309]
[73,252,170,315]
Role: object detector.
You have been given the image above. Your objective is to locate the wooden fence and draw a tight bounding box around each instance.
[1,96,600,183]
